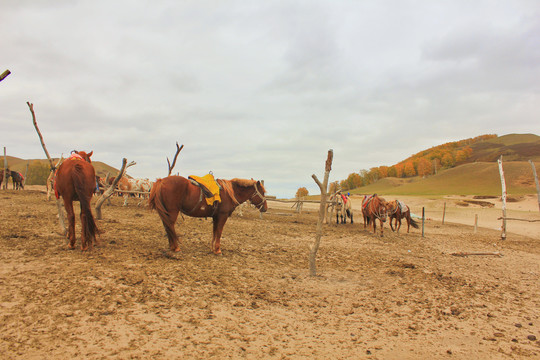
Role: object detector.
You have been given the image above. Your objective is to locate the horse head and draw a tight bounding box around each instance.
[386,200,398,215]
[72,150,93,163]
[253,180,268,213]
[376,195,388,222]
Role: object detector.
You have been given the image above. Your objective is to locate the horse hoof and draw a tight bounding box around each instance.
[213,249,222,255]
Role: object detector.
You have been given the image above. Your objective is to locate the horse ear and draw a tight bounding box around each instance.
[88,151,93,158]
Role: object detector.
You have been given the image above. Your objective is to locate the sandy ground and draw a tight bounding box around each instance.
[1,188,539,359]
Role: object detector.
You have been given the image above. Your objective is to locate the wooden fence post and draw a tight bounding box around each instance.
[474,214,478,233]
[442,202,446,225]
[530,160,540,213]
[310,149,333,276]
[3,147,7,190]
[498,156,507,240]
[422,207,425,238]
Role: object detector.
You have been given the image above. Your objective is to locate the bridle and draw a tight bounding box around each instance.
[250,182,267,210]
[369,197,387,220]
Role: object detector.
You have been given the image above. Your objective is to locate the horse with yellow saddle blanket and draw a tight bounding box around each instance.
[149,173,267,254]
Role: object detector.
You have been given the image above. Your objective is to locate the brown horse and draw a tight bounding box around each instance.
[10,170,24,190]
[149,176,267,254]
[362,194,388,236]
[54,150,99,250]
[387,200,419,233]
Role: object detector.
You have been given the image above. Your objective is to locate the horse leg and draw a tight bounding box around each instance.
[212,215,228,254]
[79,208,89,251]
[396,218,401,233]
[406,215,410,233]
[380,219,384,237]
[372,217,377,234]
[350,211,353,224]
[63,199,77,249]
[161,209,181,252]
[336,213,339,224]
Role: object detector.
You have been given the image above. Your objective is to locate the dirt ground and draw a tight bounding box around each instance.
[1,188,539,359]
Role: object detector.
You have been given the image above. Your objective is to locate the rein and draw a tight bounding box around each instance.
[369,198,387,220]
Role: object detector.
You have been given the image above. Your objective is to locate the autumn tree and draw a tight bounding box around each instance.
[395,163,405,178]
[417,157,432,177]
[404,161,416,177]
[378,166,389,178]
[296,187,309,198]
[329,181,340,194]
[441,152,455,168]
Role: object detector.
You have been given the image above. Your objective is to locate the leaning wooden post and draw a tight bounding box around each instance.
[498,156,507,240]
[3,147,7,190]
[28,102,67,234]
[309,149,333,276]
[530,160,540,213]
[0,70,10,83]
[95,159,134,220]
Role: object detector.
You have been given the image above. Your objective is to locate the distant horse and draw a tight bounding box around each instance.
[362,194,388,236]
[149,176,267,254]
[335,193,353,224]
[10,170,25,190]
[387,200,419,233]
[54,150,99,250]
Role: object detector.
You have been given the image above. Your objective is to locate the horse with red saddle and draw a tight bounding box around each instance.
[54,150,99,250]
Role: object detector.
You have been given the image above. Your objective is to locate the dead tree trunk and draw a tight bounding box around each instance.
[95,159,135,219]
[28,102,67,234]
[529,160,540,213]
[309,149,333,276]
[498,156,507,240]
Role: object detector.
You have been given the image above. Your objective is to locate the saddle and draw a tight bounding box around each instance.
[397,200,409,213]
[362,194,374,209]
[188,173,221,206]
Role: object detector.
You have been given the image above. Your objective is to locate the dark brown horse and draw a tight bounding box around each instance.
[54,150,99,250]
[387,200,419,233]
[10,170,24,190]
[362,194,388,236]
[149,176,267,254]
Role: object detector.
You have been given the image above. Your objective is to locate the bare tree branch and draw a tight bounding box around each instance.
[167,142,184,176]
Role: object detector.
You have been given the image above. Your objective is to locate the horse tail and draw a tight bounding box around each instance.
[148,178,163,211]
[346,209,351,218]
[149,178,175,233]
[410,217,420,229]
[72,163,98,244]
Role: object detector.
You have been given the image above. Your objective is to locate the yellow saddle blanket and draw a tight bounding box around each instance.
[188,174,221,206]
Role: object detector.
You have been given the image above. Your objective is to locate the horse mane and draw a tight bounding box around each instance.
[230,178,256,188]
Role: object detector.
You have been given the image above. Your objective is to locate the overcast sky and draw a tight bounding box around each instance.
[1,1,539,197]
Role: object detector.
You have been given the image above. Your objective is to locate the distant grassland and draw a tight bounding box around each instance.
[350,161,539,196]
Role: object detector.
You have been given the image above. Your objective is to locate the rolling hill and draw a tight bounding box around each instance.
[343,133,540,196]
[349,161,539,196]
[1,156,121,185]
